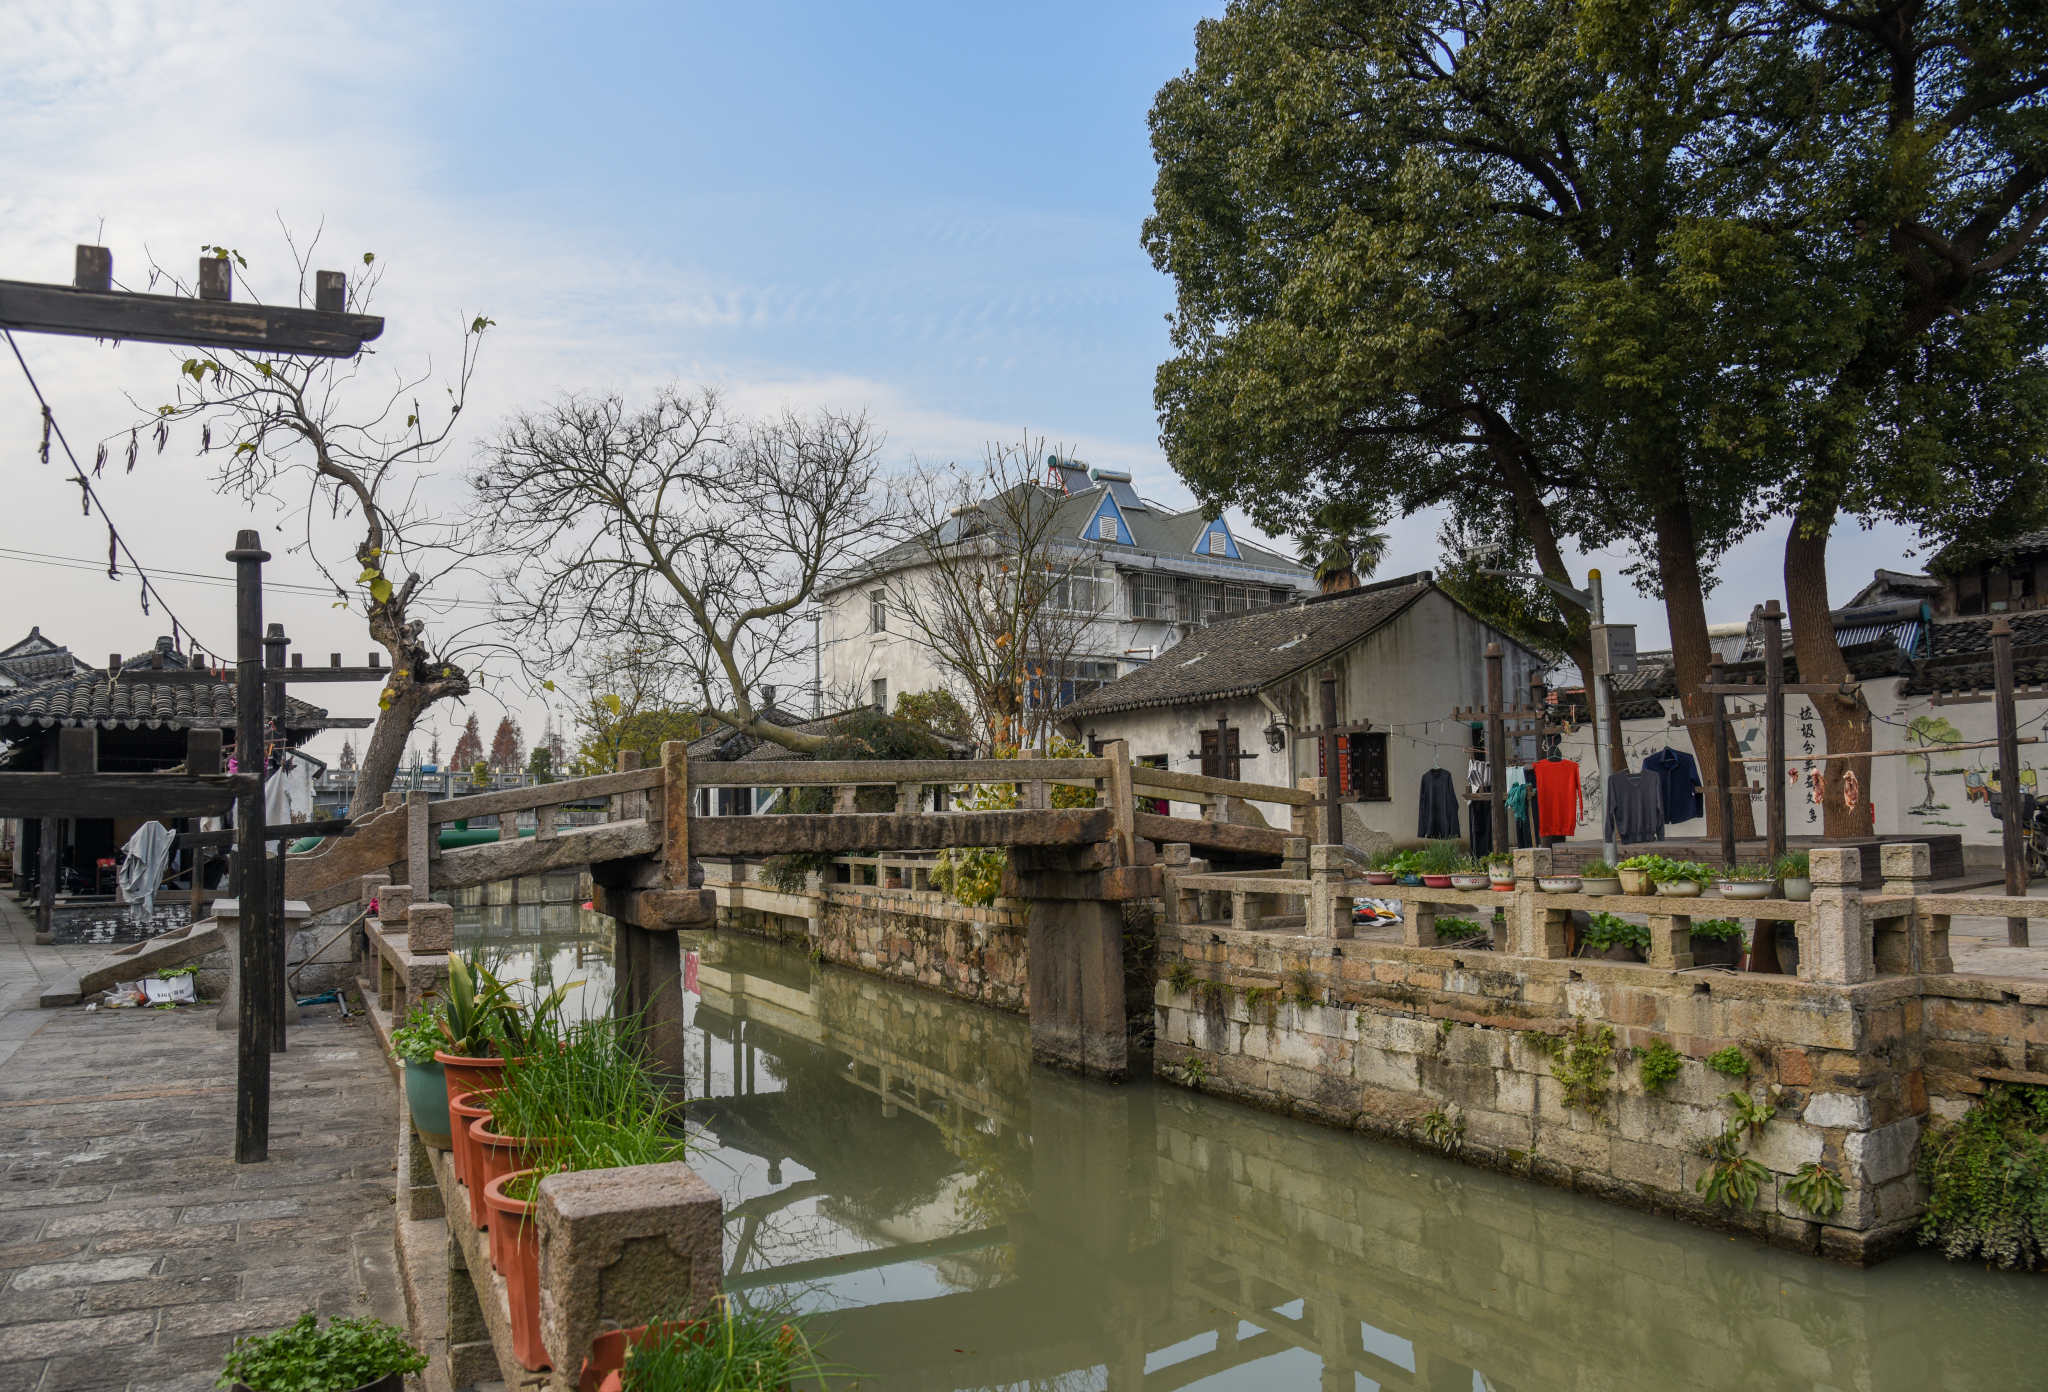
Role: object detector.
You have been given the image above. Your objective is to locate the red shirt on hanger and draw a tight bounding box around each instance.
[1532,759,1581,838]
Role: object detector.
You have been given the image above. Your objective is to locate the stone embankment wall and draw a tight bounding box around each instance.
[715,878,1031,1013]
[1153,853,2048,1264]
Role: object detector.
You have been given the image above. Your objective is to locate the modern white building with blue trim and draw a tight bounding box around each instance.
[816,459,1313,724]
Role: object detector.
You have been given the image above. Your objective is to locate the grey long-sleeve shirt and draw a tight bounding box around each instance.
[1604,769,1667,844]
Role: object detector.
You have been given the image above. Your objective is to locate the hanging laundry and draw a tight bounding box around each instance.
[1604,769,1667,845]
[1531,758,1582,839]
[1467,755,1489,797]
[1642,746,1704,822]
[1418,767,1461,839]
[1505,780,1534,847]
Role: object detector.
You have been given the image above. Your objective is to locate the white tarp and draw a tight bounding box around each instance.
[117,820,174,916]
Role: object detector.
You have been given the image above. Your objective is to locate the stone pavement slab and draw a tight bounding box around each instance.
[0,892,402,1390]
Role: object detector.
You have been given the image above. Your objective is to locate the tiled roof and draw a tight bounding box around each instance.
[686,708,863,763]
[0,643,332,731]
[0,627,88,688]
[828,482,1310,594]
[1934,528,2048,571]
[1901,612,2048,695]
[1059,575,1438,718]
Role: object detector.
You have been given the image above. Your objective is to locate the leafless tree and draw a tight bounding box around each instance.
[474,387,900,752]
[881,438,1112,748]
[137,227,491,807]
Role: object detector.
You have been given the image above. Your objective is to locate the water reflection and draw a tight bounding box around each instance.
[457,904,2048,1392]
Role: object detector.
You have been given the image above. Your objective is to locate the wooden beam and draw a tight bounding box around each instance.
[687,757,1110,787]
[426,819,662,891]
[0,772,257,819]
[0,274,384,358]
[426,767,661,822]
[1124,763,1318,807]
[1134,811,1291,857]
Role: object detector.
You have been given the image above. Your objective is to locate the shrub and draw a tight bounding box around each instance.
[217,1313,426,1392]
[1706,1046,1751,1077]
[1637,1038,1683,1093]
[1917,1083,2048,1267]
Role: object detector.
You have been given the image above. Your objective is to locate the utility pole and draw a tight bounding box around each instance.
[231,531,272,1164]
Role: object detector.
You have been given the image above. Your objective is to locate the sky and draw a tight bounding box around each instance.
[0,2,1929,765]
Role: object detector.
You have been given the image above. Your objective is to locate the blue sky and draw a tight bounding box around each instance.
[0,2,1924,760]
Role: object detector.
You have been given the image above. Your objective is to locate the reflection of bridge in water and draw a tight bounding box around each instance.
[671,932,2004,1392]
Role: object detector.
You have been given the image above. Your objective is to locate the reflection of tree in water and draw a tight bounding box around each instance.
[943,1122,1033,1286]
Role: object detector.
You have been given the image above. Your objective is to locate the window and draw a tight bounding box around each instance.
[1208,529,1226,556]
[871,678,888,711]
[1132,574,1180,622]
[868,590,887,633]
[1024,660,1119,711]
[1199,727,1241,780]
[1099,514,1120,543]
[1053,565,1114,614]
[1316,732,1389,801]
[1190,579,1267,625]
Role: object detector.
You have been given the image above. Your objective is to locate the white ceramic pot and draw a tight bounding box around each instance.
[1538,877,1582,894]
[1782,876,1812,903]
[1580,877,1623,897]
[1449,874,1491,890]
[1655,880,1704,898]
[1718,881,1775,900]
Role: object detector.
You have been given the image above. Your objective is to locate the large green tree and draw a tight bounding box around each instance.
[1145,0,1787,820]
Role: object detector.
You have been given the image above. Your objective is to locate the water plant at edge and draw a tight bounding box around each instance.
[1178,1056,1209,1086]
[1288,968,1317,1009]
[1723,1090,1776,1143]
[1916,1082,2048,1267]
[216,1312,426,1392]
[1421,1107,1465,1155]
[1165,961,1196,995]
[1637,1038,1683,1093]
[1545,1017,1616,1113]
[1707,1046,1751,1077]
[1697,1131,1768,1210]
[1785,1162,1847,1219]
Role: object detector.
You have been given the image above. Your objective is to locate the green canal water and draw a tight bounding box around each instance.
[456,904,2047,1392]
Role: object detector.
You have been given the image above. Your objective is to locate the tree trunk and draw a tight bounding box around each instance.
[1656,491,1758,841]
[350,590,471,810]
[1785,504,1873,838]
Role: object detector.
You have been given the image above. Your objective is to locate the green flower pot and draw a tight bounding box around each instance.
[403,1059,454,1150]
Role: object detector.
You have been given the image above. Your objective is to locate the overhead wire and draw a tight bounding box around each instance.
[4,329,219,656]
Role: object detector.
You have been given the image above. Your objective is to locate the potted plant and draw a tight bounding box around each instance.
[585,1299,832,1392]
[1653,858,1715,898]
[1364,847,1397,886]
[218,1313,427,1392]
[1485,853,1514,889]
[1578,910,1649,962]
[1716,860,1778,900]
[1418,839,1464,888]
[1578,859,1622,896]
[1778,849,1812,902]
[434,953,520,1114]
[1616,855,1659,896]
[1687,916,1746,967]
[1386,850,1425,886]
[1448,853,1491,891]
[390,1002,452,1150]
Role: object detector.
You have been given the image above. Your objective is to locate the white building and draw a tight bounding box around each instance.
[1053,573,1547,841]
[815,460,1313,722]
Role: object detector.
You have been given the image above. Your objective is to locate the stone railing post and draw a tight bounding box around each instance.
[1876,842,1950,975]
[1293,778,1322,843]
[536,1163,723,1391]
[1645,910,1693,969]
[357,872,389,963]
[1308,845,1354,939]
[406,902,453,955]
[405,791,431,900]
[1511,848,1567,958]
[1805,847,1871,984]
[380,884,415,928]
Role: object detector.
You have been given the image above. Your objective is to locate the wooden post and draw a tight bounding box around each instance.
[1485,644,1509,855]
[660,742,690,887]
[1993,616,2028,946]
[1319,669,1341,846]
[1103,740,1136,867]
[1761,600,1787,866]
[614,748,642,820]
[36,732,58,941]
[229,529,271,1165]
[186,729,221,927]
[1709,654,1736,869]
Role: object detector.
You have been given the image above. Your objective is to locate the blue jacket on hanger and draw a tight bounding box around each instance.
[1642,747,1704,823]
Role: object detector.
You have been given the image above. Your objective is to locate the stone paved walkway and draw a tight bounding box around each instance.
[0,895,402,1391]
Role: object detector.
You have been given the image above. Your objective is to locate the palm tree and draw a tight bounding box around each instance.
[1306,525,1389,595]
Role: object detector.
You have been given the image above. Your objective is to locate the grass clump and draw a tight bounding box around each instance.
[487,1013,690,1180]
[621,1298,846,1391]
[1917,1083,2048,1267]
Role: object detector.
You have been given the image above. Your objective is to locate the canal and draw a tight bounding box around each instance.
[456,902,2047,1391]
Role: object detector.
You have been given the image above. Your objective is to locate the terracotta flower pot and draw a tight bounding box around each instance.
[437,1050,508,1116]
[1421,874,1453,888]
[579,1319,714,1392]
[483,1170,551,1372]
[449,1092,496,1228]
[471,1118,556,1268]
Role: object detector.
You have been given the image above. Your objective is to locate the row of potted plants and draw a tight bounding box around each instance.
[1359,845,1815,902]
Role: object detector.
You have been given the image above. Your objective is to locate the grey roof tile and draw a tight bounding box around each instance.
[0,646,331,730]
